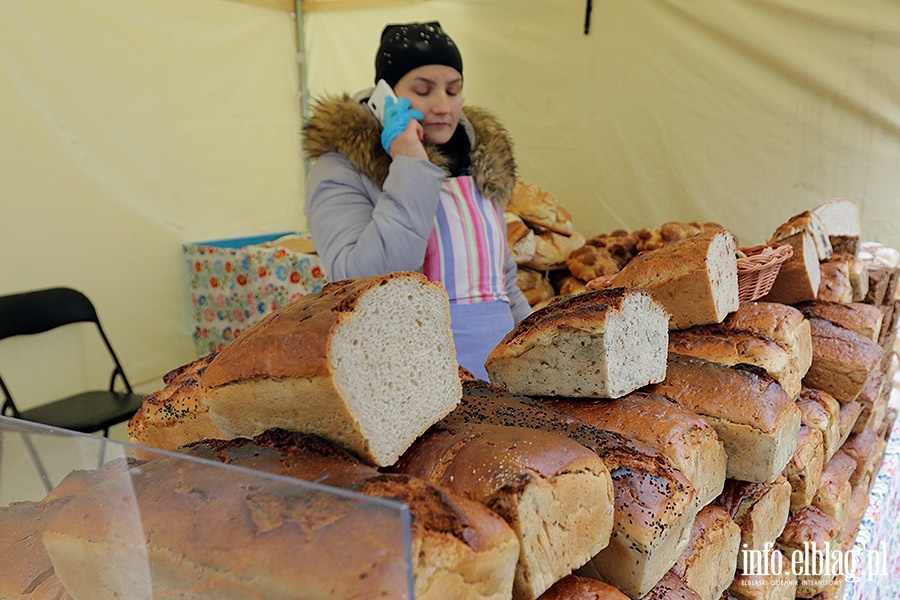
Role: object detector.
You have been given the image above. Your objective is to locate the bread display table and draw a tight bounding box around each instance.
[844,382,900,599]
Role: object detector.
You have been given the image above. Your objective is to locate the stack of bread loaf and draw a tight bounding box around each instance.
[3,196,899,600]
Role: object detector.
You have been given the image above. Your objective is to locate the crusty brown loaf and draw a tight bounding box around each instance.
[444,380,697,599]
[803,317,884,404]
[545,391,727,510]
[784,424,825,511]
[720,301,813,379]
[182,429,521,600]
[838,401,863,446]
[523,228,587,271]
[537,575,629,599]
[840,427,886,488]
[566,243,621,282]
[727,549,797,600]
[0,498,74,600]
[640,572,703,600]
[775,505,843,598]
[715,477,792,556]
[197,271,462,467]
[646,354,801,483]
[811,450,856,525]
[508,179,574,235]
[817,257,854,304]
[393,422,614,600]
[590,228,739,330]
[769,209,833,261]
[761,230,821,305]
[794,300,884,342]
[669,505,741,600]
[506,211,537,265]
[797,387,842,462]
[126,354,224,453]
[667,325,805,400]
[486,288,669,399]
[45,435,505,600]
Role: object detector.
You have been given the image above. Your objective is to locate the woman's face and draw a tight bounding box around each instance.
[393,64,464,146]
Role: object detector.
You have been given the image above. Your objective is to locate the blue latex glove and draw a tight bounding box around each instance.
[381,96,424,154]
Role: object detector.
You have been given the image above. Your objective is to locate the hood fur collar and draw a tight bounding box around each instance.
[303,94,516,205]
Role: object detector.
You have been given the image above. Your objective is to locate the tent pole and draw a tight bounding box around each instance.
[295,0,310,173]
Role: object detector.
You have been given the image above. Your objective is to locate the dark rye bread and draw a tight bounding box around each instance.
[181,429,521,600]
[545,392,727,510]
[393,422,614,600]
[486,288,669,399]
[646,354,802,483]
[443,380,697,599]
[197,272,462,467]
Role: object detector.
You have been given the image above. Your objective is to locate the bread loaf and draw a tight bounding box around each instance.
[859,241,900,305]
[197,272,461,467]
[817,258,854,304]
[715,477,792,555]
[794,300,884,343]
[803,317,884,404]
[838,401,862,446]
[506,211,537,265]
[393,422,614,600]
[843,483,870,552]
[851,368,887,434]
[537,575,629,599]
[524,229,586,271]
[566,243,621,282]
[775,505,842,598]
[509,179,574,235]
[669,505,741,600]
[639,572,703,600]
[127,354,224,452]
[719,301,813,382]
[667,325,805,400]
[840,427,886,488]
[546,392,727,509]
[810,198,860,256]
[588,228,739,330]
[760,230,821,305]
[0,498,73,600]
[797,388,842,462]
[486,288,669,399]
[784,424,825,511]
[517,267,555,306]
[182,429,521,600]
[646,354,802,483]
[444,380,698,599]
[727,549,797,600]
[769,210,833,261]
[811,451,855,526]
[826,253,869,301]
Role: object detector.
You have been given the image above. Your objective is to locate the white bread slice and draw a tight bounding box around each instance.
[486,288,669,399]
[199,272,461,467]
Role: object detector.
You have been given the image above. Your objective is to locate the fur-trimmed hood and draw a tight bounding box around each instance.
[302,94,517,205]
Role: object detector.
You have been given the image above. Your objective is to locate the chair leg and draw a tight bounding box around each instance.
[19,430,54,493]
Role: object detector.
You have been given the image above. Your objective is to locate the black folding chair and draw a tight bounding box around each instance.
[0,287,144,490]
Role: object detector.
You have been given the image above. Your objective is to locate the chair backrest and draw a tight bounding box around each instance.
[0,287,100,340]
[0,287,134,419]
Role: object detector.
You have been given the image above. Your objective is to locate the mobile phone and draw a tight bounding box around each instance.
[366,79,398,126]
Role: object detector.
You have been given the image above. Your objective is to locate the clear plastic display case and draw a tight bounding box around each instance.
[0,416,414,599]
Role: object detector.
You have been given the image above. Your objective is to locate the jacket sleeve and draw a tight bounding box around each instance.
[306,152,446,281]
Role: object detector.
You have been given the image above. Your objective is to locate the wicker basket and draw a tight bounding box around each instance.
[736,244,793,302]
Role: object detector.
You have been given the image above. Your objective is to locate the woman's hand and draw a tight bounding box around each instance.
[381,96,426,159]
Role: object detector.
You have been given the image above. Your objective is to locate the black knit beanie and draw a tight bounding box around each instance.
[374,22,463,88]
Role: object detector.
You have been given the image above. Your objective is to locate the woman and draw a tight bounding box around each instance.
[303,21,530,380]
